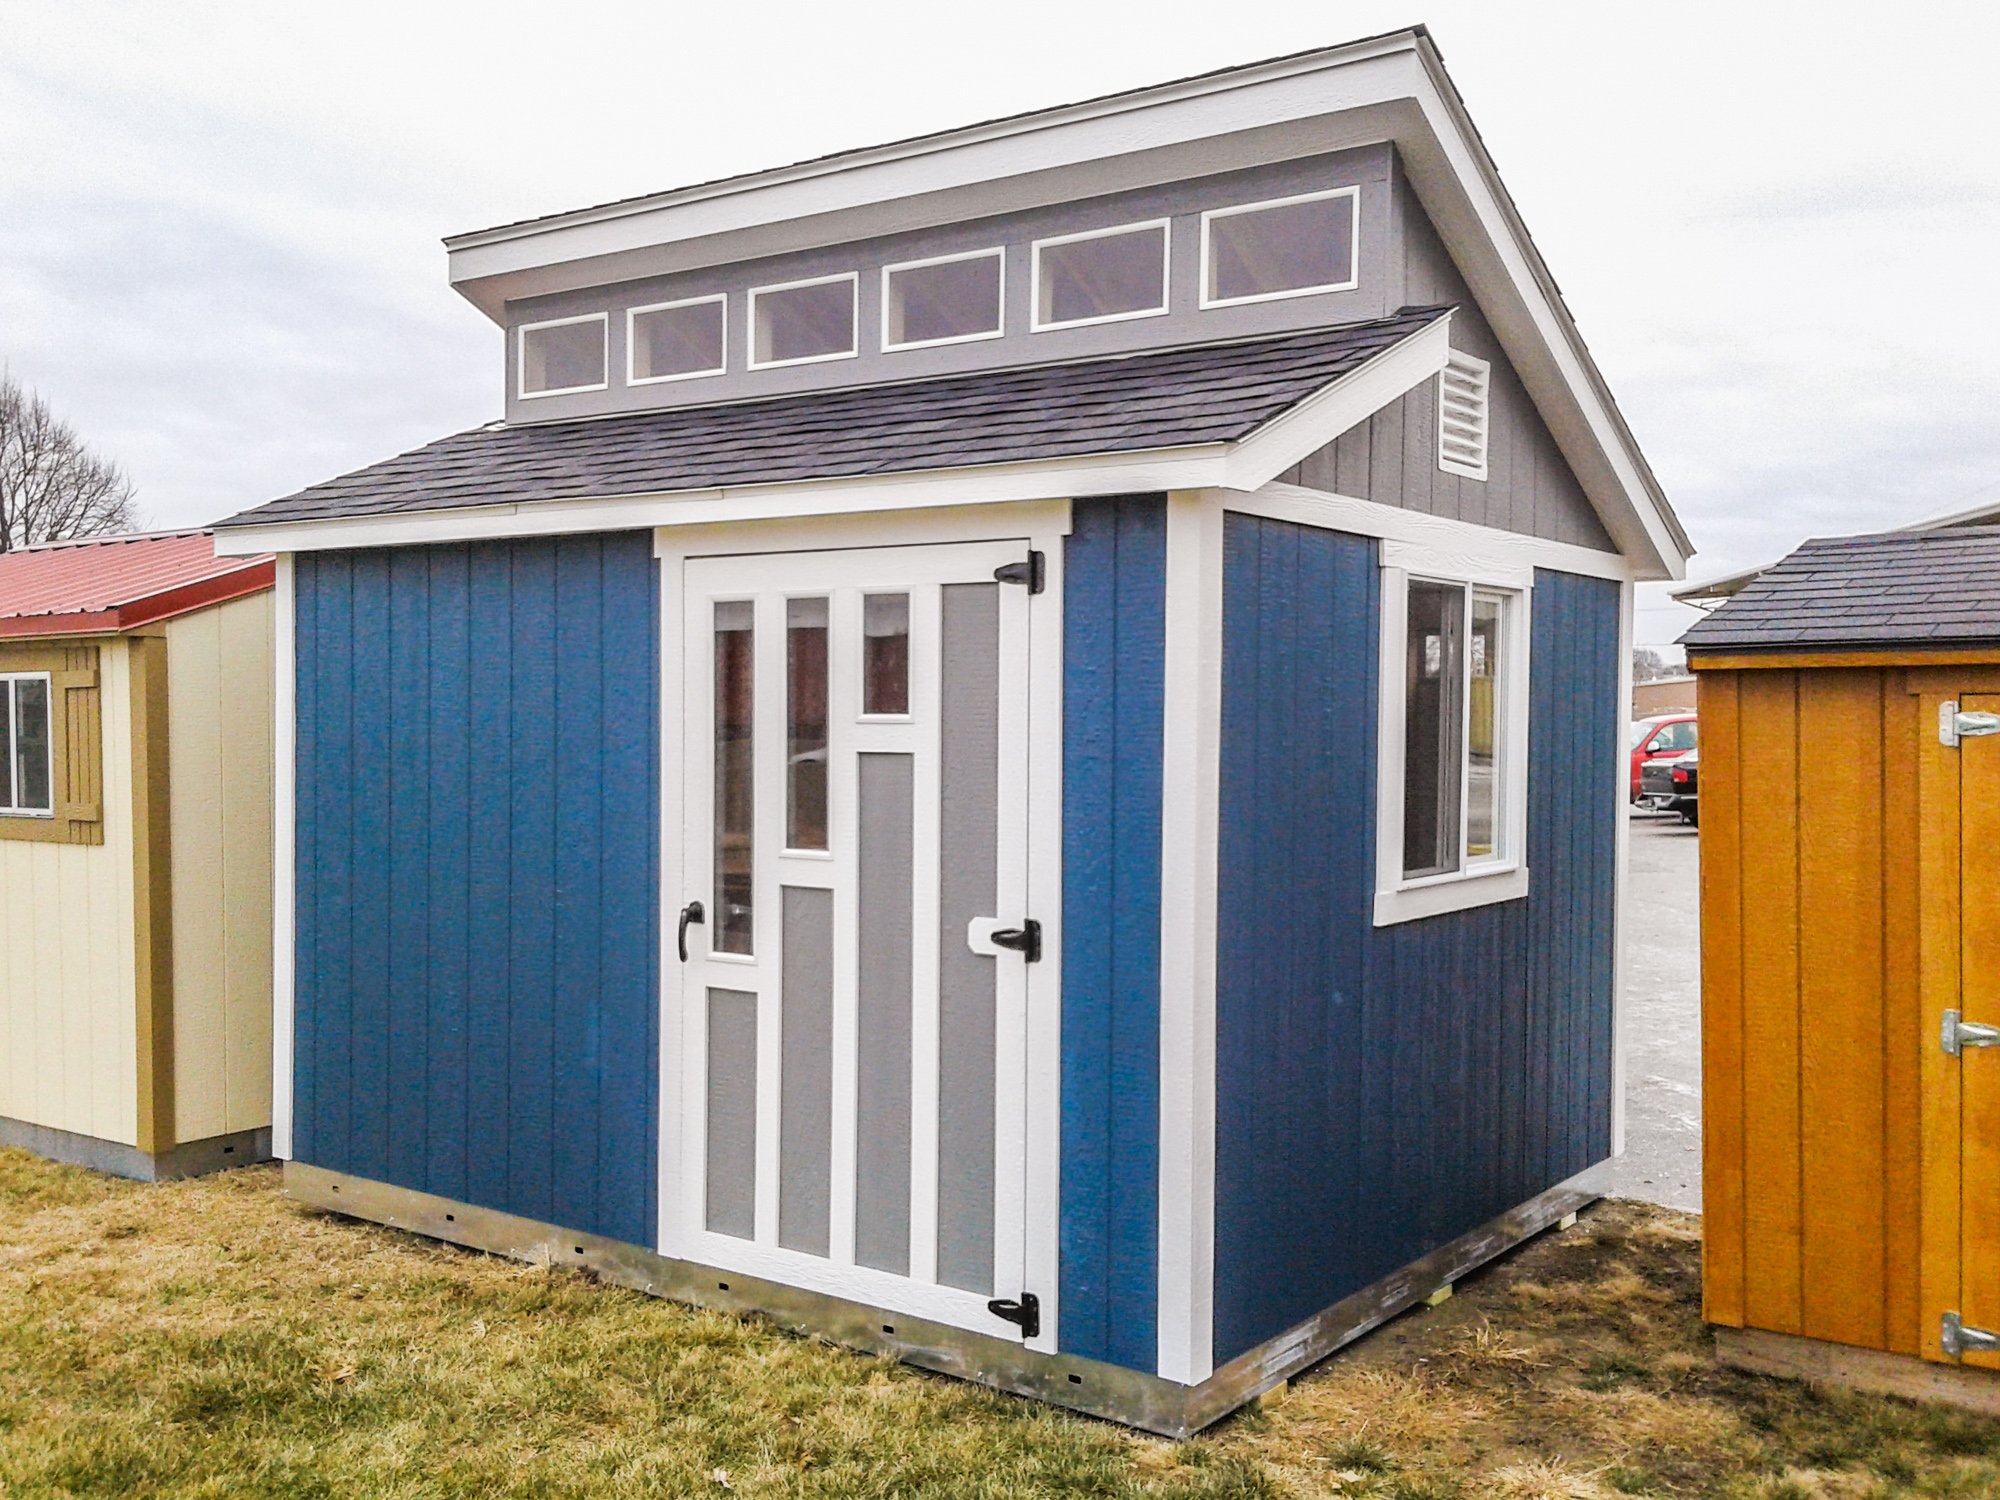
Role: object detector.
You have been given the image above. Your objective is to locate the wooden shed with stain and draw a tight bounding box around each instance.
[1686,525,2000,1409]
[0,530,277,1180]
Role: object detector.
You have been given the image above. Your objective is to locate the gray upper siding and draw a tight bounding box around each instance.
[502,145,1396,424]
[1279,165,1614,551]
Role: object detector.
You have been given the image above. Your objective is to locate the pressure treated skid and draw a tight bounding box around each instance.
[288,1161,1593,1437]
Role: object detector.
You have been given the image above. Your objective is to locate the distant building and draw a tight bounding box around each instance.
[1633,674,1697,717]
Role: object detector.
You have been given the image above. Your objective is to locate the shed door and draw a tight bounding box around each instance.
[673,541,1037,1339]
[1937,691,2000,1365]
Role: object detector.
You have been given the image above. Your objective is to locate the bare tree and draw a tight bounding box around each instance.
[0,371,137,552]
[1631,646,1679,683]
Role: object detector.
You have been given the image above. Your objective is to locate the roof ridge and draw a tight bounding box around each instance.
[16,527,213,553]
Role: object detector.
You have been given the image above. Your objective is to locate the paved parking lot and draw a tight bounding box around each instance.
[1581,812,1702,1212]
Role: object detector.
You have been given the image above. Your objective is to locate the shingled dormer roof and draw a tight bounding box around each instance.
[1681,527,2000,655]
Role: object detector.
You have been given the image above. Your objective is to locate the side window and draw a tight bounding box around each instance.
[0,647,102,846]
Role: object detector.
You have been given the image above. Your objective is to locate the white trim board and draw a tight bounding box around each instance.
[270,554,297,1160]
[213,321,1450,561]
[1155,489,1224,1386]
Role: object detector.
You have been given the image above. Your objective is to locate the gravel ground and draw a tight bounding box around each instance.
[1583,811,1702,1212]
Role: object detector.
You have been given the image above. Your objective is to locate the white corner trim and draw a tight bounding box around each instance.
[1156,487,1222,1386]
[1373,866,1529,926]
[1610,578,1635,1156]
[1228,482,1631,583]
[1220,316,1451,492]
[270,553,296,1160]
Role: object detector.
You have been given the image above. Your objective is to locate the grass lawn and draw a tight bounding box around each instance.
[4,1151,2000,1497]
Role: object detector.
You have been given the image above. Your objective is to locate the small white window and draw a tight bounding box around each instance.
[518,314,609,398]
[748,273,858,369]
[629,296,726,385]
[1374,551,1530,925]
[882,249,1004,351]
[1199,187,1359,308]
[0,673,54,818]
[1438,350,1491,480]
[1031,220,1170,331]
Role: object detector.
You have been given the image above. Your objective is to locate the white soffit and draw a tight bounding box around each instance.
[444,30,1689,580]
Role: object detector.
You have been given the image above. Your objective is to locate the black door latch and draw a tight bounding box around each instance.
[989,919,1042,963]
[677,901,705,962]
[987,1292,1040,1338]
[993,550,1045,594]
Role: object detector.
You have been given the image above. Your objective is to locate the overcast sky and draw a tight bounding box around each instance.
[5,0,1997,647]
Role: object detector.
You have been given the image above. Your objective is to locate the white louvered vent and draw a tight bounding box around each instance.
[1437,350,1491,481]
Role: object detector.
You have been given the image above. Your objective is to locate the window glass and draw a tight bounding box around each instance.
[1466,595,1502,860]
[1402,580,1465,879]
[862,594,910,715]
[885,253,1002,348]
[0,684,11,810]
[519,318,606,395]
[3,678,51,815]
[787,598,829,851]
[632,298,725,382]
[752,277,856,366]
[1035,224,1168,328]
[714,602,755,954]
[1204,191,1356,304]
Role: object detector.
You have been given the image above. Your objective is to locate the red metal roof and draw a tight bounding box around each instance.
[0,531,274,639]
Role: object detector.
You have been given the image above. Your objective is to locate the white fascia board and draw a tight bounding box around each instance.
[1399,51,1689,581]
[1219,314,1450,493]
[446,35,1422,301]
[210,443,1232,556]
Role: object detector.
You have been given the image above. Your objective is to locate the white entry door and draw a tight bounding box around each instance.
[674,540,1038,1339]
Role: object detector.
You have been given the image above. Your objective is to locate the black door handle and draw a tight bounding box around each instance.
[678,901,705,962]
[989,919,1041,963]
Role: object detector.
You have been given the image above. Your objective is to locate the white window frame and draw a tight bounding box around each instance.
[879,247,1006,352]
[1197,185,1361,309]
[0,671,55,819]
[1437,349,1492,481]
[515,312,610,400]
[626,294,728,386]
[746,271,861,370]
[1029,218,1172,333]
[1373,542,1531,926]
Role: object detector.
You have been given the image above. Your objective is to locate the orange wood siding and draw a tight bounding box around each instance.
[1700,665,1925,1355]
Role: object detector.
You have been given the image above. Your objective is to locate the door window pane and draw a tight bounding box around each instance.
[884,251,1003,348]
[0,684,12,810]
[786,597,829,851]
[1403,581,1465,879]
[862,594,910,715]
[632,297,725,382]
[714,601,755,953]
[1466,595,1501,861]
[1204,190,1357,304]
[1034,223,1168,328]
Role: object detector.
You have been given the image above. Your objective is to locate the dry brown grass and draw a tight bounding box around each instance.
[4,1154,1999,1497]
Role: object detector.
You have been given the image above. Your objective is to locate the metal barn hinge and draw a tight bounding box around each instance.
[1939,701,2000,747]
[1942,1009,2000,1056]
[993,550,1046,594]
[1942,1311,2000,1358]
[989,919,1042,963]
[987,1291,1040,1338]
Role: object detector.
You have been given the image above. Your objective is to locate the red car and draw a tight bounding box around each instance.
[1630,713,1697,802]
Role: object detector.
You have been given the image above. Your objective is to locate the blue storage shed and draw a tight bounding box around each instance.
[215,29,1690,1434]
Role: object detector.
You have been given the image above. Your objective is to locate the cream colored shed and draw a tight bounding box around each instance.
[0,531,275,1179]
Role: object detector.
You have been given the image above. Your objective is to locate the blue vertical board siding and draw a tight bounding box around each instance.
[291,533,660,1248]
[1060,494,1165,1372]
[1214,515,1619,1362]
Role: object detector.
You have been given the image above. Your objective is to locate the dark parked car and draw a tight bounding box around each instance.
[1640,748,1698,825]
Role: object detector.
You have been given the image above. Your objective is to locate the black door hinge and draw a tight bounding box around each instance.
[987,1291,1040,1338]
[989,919,1042,962]
[993,550,1045,594]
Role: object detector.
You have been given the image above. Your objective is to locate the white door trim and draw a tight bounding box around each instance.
[655,503,1069,1353]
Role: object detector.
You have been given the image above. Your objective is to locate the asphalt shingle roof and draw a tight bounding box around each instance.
[1681,526,2000,653]
[217,309,1448,529]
